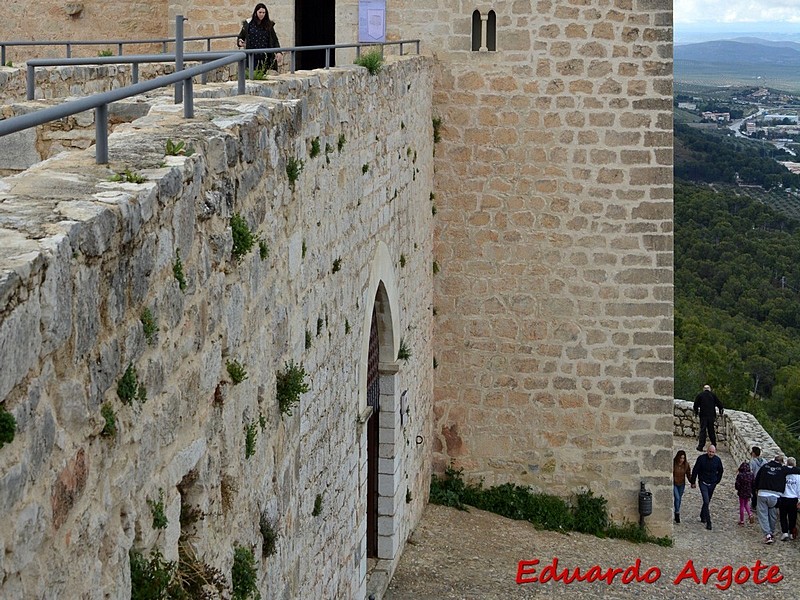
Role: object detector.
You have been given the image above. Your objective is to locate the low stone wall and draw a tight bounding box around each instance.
[0,62,236,105]
[673,399,782,466]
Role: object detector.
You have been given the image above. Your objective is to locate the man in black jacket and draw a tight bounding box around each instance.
[690,445,724,530]
[754,454,788,544]
[693,384,724,452]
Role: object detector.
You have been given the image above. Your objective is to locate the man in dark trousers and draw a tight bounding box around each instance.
[754,454,788,544]
[693,384,724,451]
[690,444,724,530]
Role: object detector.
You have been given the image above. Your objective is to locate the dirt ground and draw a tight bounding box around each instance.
[384,439,800,600]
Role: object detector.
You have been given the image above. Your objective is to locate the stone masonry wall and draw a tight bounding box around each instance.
[0,56,434,599]
[380,0,675,536]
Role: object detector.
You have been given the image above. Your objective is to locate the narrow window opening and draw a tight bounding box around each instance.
[487,10,497,51]
[471,10,481,52]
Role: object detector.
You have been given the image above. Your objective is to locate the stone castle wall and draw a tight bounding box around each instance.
[379,0,675,536]
[0,56,434,599]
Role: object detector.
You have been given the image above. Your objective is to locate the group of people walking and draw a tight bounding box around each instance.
[672,384,800,544]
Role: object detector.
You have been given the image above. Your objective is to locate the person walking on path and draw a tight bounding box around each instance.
[750,445,767,513]
[693,384,724,451]
[690,444,724,530]
[754,454,788,544]
[734,461,754,526]
[778,456,800,541]
[673,450,692,523]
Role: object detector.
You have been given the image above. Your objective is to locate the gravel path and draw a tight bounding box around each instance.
[385,437,800,599]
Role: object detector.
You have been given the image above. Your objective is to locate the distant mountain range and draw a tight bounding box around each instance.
[675,39,800,67]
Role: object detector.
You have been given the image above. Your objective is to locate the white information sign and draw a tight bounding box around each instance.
[358,0,386,43]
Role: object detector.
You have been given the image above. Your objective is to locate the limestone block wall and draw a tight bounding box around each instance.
[0,63,236,105]
[3,0,169,60]
[379,0,675,536]
[673,400,783,467]
[0,56,434,599]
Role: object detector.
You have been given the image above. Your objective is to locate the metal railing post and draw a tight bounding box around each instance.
[66,43,71,58]
[174,15,186,104]
[1,45,5,67]
[325,48,330,69]
[290,51,295,74]
[95,104,109,164]
[238,59,246,94]
[132,63,139,84]
[26,64,35,100]
[184,77,194,118]
[248,53,254,79]
[117,43,123,55]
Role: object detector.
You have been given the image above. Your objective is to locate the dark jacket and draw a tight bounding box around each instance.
[693,389,723,419]
[735,463,754,499]
[690,453,724,486]
[754,460,788,494]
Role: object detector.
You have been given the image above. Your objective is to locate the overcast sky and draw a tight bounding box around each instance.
[674,0,800,25]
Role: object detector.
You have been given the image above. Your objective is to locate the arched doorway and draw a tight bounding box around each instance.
[295,0,335,70]
[366,298,380,557]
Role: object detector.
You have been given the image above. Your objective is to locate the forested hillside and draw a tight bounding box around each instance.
[675,180,800,458]
[674,124,800,189]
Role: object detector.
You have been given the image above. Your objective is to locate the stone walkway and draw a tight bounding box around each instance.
[384,437,800,599]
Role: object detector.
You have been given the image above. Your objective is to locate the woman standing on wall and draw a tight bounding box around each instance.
[237,3,282,72]
[673,450,691,523]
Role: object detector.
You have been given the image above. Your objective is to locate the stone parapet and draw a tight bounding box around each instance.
[673,399,783,466]
[0,55,434,600]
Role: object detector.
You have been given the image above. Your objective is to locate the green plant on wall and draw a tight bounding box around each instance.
[148,489,168,530]
[173,250,187,291]
[231,546,259,600]
[305,329,312,350]
[140,308,157,346]
[165,138,194,157]
[100,403,117,437]
[286,157,304,188]
[245,422,257,459]
[361,163,369,174]
[309,137,321,158]
[98,49,114,57]
[432,260,440,275]
[110,168,146,184]
[259,513,278,557]
[344,319,351,335]
[259,239,269,260]
[117,363,147,405]
[276,360,310,416]
[354,49,384,75]
[316,317,323,337]
[332,258,342,273]
[226,360,248,385]
[0,403,17,449]
[398,338,411,362]
[399,254,406,268]
[129,548,176,599]
[337,133,346,152]
[432,116,443,144]
[312,493,323,517]
[230,213,255,260]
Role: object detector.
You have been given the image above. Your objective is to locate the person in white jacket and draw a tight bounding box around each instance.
[778,456,800,541]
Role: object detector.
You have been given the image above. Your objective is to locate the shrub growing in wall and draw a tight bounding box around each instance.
[276,360,309,416]
[0,403,16,448]
[231,546,259,600]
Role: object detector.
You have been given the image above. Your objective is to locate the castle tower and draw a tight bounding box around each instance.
[378,0,675,536]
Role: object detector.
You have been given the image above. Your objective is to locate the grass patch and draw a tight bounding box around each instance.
[354,49,384,75]
[430,467,672,546]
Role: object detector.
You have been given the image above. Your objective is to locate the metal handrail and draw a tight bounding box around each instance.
[1,34,237,66]
[0,53,247,164]
[26,53,240,100]
[0,36,422,165]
